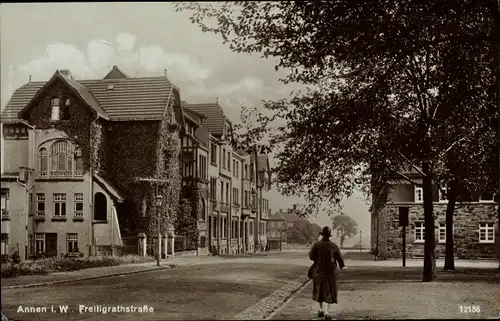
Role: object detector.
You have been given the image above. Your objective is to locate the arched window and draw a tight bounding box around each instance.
[94,192,107,221]
[50,141,73,176]
[74,147,83,176]
[39,148,48,176]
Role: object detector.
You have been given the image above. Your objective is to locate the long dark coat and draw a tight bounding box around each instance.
[309,238,345,304]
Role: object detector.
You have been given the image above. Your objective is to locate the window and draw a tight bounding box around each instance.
[479,191,495,203]
[35,233,45,253]
[479,223,495,243]
[74,193,84,216]
[94,192,107,221]
[62,98,71,120]
[36,193,45,216]
[414,222,425,243]
[438,185,448,203]
[235,161,239,178]
[220,217,226,239]
[212,217,217,238]
[74,147,83,176]
[53,193,67,216]
[199,155,208,179]
[245,164,249,179]
[1,189,9,219]
[50,97,60,121]
[67,233,79,253]
[28,193,33,215]
[39,148,48,176]
[220,181,224,202]
[233,160,236,177]
[222,149,226,169]
[414,187,423,203]
[249,221,254,236]
[232,188,240,205]
[210,178,217,201]
[50,141,73,176]
[226,183,229,204]
[438,223,453,243]
[210,144,217,165]
[0,233,8,256]
[228,152,231,171]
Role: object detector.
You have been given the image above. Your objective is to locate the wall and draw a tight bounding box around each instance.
[375,203,498,259]
[2,139,29,174]
[1,181,28,259]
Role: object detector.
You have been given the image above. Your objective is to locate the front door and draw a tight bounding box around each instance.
[45,233,58,257]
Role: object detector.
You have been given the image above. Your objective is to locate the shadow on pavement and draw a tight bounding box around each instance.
[339,267,499,283]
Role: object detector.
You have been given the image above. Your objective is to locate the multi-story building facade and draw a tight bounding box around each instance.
[0,66,186,259]
[179,106,211,255]
[267,211,287,250]
[370,168,498,259]
[185,102,271,255]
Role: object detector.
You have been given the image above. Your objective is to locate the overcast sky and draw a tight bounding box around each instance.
[0,3,370,242]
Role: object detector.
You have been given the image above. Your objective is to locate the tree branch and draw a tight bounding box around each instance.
[396,171,422,186]
[397,150,426,177]
[440,137,467,157]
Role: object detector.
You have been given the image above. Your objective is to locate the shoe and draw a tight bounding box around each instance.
[324,314,332,320]
[318,311,325,318]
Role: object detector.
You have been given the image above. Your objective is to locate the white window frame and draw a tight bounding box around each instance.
[50,97,60,121]
[438,223,455,243]
[438,185,448,203]
[1,189,9,219]
[74,193,84,216]
[53,193,67,216]
[414,186,423,203]
[67,233,79,253]
[414,221,425,243]
[479,223,495,243]
[35,233,45,253]
[36,193,45,216]
[1,233,9,256]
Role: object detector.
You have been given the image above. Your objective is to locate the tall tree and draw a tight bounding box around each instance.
[178,1,499,281]
[331,214,358,249]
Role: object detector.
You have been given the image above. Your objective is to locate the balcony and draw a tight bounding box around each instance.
[38,170,84,180]
[34,212,46,221]
[213,201,221,212]
[51,215,67,222]
[73,211,84,222]
[220,203,230,213]
[1,209,10,221]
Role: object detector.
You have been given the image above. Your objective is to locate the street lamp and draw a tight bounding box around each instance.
[156,195,163,266]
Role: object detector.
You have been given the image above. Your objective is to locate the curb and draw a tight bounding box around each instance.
[1,265,171,290]
[233,275,311,320]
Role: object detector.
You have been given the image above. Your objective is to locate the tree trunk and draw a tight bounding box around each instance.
[497,197,500,270]
[422,161,436,282]
[444,180,458,270]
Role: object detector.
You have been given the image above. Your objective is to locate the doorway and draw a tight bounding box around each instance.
[45,233,58,257]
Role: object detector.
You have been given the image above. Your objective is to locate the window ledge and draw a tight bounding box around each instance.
[34,216,46,221]
[52,217,67,222]
[73,217,84,222]
[92,220,108,224]
[36,177,84,182]
[478,240,495,244]
[414,241,425,244]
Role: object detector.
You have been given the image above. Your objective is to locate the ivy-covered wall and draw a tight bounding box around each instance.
[26,80,95,175]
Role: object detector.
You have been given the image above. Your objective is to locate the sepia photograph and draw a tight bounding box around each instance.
[0,2,499,320]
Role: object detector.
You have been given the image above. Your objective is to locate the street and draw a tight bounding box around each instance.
[2,251,499,320]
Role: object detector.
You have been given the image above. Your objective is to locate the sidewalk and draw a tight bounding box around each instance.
[272,267,500,320]
[1,255,225,288]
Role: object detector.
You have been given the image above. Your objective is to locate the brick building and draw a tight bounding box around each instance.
[370,169,498,259]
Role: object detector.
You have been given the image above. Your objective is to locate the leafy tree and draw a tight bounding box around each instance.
[331,214,358,249]
[289,221,319,244]
[177,1,500,281]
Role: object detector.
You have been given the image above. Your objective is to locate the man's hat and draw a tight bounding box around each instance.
[319,226,332,237]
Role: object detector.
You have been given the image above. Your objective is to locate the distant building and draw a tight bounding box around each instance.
[266,211,287,250]
[370,167,498,259]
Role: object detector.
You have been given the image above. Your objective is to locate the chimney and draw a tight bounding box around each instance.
[60,70,73,79]
[279,209,282,214]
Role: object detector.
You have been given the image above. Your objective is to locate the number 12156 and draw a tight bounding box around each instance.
[459,305,480,313]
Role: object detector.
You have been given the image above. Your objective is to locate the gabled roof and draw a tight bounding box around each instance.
[16,70,109,121]
[2,67,179,123]
[183,102,228,136]
[103,65,129,79]
[268,211,286,221]
[94,174,125,203]
[278,210,309,223]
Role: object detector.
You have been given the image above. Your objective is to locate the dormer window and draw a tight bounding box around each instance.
[51,98,60,121]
